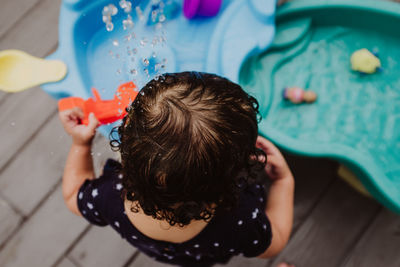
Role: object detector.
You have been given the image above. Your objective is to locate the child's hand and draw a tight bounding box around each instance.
[256,136,293,181]
[59,108,99,146]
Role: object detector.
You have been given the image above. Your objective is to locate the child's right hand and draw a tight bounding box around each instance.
[59,108,99,147]
[256,136,293,181]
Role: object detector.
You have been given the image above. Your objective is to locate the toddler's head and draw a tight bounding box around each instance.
[111,72,265,226]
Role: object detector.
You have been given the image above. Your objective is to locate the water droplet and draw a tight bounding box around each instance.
[83,41,87,45]
[130,69,137,76]
[106,22,114,32]
[159,14,166,22]
[136,6,144,21]
[118,109,123,114]
[10,122,15,126]
[140,38,148,47]
[90,152,94,156]
[110,4,118,16]
[151,10,158,22]
[142,58,149,66]
[122,15,134,30]
[124,34,132,42]
[102,5,112,16]
[112,39,119,46]
[97,152,102,157]
[103,15,111,23]
[120,0,132,13]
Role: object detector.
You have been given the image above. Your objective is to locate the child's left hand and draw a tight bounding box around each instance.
[59,108,99,146]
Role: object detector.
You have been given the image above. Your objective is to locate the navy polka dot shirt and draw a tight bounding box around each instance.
[77,159,272,266]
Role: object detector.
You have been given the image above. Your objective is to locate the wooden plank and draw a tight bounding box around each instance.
[129,253,172,267]
[55,257,78,267]
[0,0,43,38]
[0,0,62,170]
[0,0,61,55]
[69,226,136,267]
[0,186,88,267]
[215,256,268,267]
[285,155,338,231]
[0,114,69,215]
[0,89,57,170]
[341,209,400,267]
[0,196,22,248]
[268,179,381,267]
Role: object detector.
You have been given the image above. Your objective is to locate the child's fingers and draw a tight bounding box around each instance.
[256,136,280,155]
[87,113,99,132]
[71,107,85,119]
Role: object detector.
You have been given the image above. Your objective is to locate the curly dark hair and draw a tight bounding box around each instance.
[110,72,266,227]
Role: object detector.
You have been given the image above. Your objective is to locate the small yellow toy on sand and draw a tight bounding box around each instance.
[350,48,382,74]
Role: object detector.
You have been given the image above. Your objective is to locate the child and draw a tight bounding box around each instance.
[59,72,294,266]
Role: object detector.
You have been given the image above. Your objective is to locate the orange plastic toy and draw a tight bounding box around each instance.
[58,81,138,125]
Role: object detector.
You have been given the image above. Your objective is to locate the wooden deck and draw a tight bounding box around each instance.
[0,0,400,266]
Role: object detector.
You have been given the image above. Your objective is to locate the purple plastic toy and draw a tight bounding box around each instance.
[183,0,223,19]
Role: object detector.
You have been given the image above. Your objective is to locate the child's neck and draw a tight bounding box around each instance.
[124,199,211,243]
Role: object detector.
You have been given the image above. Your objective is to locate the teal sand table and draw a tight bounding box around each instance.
[240,0,400,213]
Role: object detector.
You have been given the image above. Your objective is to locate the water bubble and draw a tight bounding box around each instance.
[123,15,134,30]
[116,69,121,75]
[124,34,132,42]
[142,58,149,66]
[10,122,15,126]
[140,91,145,96]
[108,50,113,56]
[120,0,132,13]
[152,52,157,58]
[112,39,119,46]
[151,10,158,22]
[83,41,87,45]
[97,152,102,157]
[155,22,163,30]
[162,58,167,64]
[90,152,95,156]
[159,14,166,23]
[110,4,118,15]
[102,5,112,16]
[144,68,149,76]
[115,53,120,59]
[132,48,138,54]
[103,15,111,23]
[118,108,123,114]
[161,64,165,69]
[106,22,114,32]
[140,38,148,47]
[127,50,132,56]
[151,38,158,47]
[130,69,138,75]
[136,6,144,21]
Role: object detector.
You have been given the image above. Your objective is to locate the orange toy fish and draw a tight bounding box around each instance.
[58,81,138,125]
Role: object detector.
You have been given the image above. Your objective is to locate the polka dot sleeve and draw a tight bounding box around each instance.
[76,159,122,227]
[237,184,272,258]
[77,178,109,226]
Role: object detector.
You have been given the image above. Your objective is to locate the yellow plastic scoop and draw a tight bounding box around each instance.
[0,49,67,93]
